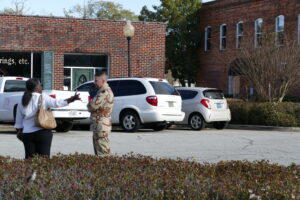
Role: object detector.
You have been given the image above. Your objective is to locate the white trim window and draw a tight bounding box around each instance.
[298,14,300,44]
[275,15,285,46]
[220,24,227,50]
[236,21,243,49]
[205,26,212,51]
[255,18,263,47]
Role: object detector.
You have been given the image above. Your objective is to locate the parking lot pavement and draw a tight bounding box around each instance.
[0,129,299,166]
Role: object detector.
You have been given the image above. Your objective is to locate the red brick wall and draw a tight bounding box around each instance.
[198,0,300,97]
[0,15,167,89]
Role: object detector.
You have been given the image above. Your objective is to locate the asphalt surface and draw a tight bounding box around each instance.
[0,128,299,166]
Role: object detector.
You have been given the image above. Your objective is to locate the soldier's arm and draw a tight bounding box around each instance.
[87,91,107,112]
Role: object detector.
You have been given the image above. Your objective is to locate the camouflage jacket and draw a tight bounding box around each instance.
[87,83,114,134]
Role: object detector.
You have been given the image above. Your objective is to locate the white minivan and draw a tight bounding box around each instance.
[176,87,231,130]
[75,78,185,132]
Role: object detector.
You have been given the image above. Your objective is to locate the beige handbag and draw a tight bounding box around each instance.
[36,95,57,130]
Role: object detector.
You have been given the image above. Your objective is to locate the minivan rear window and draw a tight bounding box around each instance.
[203,90,225,99]
[4,80,26,92]
[150,81,179,95]
[116,80,146,96]
[76,82,94,92]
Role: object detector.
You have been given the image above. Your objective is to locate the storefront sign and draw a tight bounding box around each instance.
[0,57,30,66]
[0,52,31,77]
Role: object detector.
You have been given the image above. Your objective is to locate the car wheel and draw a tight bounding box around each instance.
[55,120,74,133]
[120,111,141,132]
[166,124,173,129]
[189,113,205,130]
[153,124,167,131]
[213,122,228,130]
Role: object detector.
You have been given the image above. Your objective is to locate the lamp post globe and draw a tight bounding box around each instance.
[123,21,135,39]
[123,21,135,77]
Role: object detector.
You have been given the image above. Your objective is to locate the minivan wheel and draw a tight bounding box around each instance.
[213,122,228,130]
[189,113,205,130]
[120,111,141,132]
[153,124,167,131]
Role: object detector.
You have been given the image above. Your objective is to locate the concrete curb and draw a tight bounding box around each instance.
[0,124,15,133]
[227,124,300,132]
[1,123,299,133]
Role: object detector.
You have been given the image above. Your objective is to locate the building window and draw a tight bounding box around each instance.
[205,26,212,51]
[275,15,284,46]
[255,18,263,47]
[220,24,227,50]
[236,21,243,49]
[298,15,300,44]
[63,54,108,90]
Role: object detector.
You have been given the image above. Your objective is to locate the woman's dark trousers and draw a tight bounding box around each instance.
[20,129,53,159]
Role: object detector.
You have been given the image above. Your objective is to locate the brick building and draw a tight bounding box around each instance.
[198,0,300,97]
[0,14,166,90]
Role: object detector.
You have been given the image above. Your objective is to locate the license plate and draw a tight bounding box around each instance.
[69,110,78,117]
[216,103,222,109]
[168,102,174,107]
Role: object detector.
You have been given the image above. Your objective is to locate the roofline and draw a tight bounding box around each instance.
[202,0,218,6]
[0,14,167,25]
[78,77,166,82]
[176,87,217,90]
[201,0,265,11]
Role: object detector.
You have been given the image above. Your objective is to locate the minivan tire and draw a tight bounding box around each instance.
[213,122,228,130]
[153,124,167,131]
[55,120,73,133]
[120,111,141,132]
[189,113,205,131]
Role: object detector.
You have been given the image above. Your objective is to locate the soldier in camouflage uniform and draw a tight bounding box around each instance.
[87,71,114,156]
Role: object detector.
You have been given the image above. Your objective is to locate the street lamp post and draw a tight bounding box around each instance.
[123,21,135,77]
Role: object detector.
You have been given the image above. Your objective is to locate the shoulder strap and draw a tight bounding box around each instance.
[38,94,43,109]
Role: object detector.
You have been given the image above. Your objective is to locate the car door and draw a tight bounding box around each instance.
[177,89,199,124]
[107,80,120,124]
[111,80,147,124]
[0,80,26,122]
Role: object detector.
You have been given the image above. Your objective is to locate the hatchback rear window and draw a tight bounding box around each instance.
[150,81,179,95]
[178,90,198,100]
[4,80,26,92]
[203,90,225,99]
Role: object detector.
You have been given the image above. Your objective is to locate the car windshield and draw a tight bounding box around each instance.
[203,90,225,99]
[150,81,179,95]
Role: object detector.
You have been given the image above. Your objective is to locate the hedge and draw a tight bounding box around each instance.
[229,101,300,127]
[0,154,299,199]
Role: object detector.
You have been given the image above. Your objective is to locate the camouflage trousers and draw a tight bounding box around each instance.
[93,131,111,156]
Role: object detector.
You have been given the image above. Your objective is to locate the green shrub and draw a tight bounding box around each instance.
[229,102,300,127]
[0,154,299,200]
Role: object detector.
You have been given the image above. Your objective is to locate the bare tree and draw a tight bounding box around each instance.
[0,0,30,15]
[225,34,300,102]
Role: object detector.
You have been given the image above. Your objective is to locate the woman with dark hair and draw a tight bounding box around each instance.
[14,78,80,159]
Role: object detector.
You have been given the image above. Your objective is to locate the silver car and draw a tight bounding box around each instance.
[176,87,231,130]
